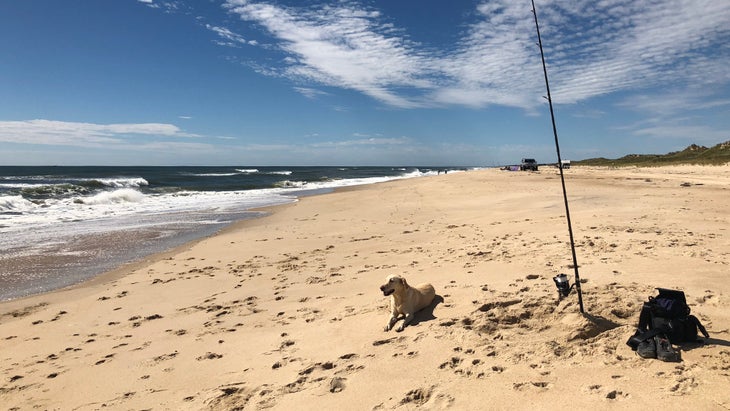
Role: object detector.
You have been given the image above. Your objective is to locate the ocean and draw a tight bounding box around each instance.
[0,166,468,301]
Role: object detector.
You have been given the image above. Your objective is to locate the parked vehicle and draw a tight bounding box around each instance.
[520,158,538,171]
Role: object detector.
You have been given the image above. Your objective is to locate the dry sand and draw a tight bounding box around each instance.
[1,165,729,410]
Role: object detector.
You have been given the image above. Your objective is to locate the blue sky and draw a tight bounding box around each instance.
[1,0,729,166]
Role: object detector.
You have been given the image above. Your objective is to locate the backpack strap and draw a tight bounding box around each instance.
[635,327,667,342]
[638,301,653,331]
[690,315,710,338]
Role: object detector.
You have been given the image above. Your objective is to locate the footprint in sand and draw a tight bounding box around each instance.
[438,356,462,370]
[152,352,178,363]
[669,365,698,394]
[94,354,115,365]
[329,377,346,393]
[196,352,223,361]
[49,310,68,322]
[399,386,434,406]
[270,353,363,397]
[205,384,260,410]
[606,390,629,400]
[512,381,551,391]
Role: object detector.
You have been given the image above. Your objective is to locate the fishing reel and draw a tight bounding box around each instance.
[553,273,575,300]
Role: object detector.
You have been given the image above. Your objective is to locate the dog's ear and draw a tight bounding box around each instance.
[400,277,407,287]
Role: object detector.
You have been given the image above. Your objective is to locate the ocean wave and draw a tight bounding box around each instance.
[274,180,307,188]
[93,177,149,188]
[79,188,145,205]
[0,195,36,213]
[1,166,453,239]
[0,175,56,181]
[0,183,43,188]
[232,169,292,176]
[20,183,90,199]
[3,178,148,200]
[186,173,241,177]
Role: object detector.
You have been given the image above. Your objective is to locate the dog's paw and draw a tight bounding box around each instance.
[384,325,392,332]
[396,325,405,332]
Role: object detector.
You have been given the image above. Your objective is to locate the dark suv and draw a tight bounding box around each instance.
[520,158,538,171]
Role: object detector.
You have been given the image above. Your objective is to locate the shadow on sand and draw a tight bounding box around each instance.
[679,336,730,351]
[410,294,445,327]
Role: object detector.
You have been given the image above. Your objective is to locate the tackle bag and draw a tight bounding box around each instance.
[627,288,709,349]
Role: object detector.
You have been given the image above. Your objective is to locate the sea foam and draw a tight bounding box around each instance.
[81,188,145,205]
[95,177,149,188]
[0,195,36,213]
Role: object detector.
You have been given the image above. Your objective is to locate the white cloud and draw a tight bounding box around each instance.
[615,89,730,141]
[546,0,730,104]
[138,0,159,9]
[620,92,730,116]
[293,87,329,99]
[205,24,255,47]
[225,0,435,108]
[0,119,200,147]
[633,125,729,142]
[222,0,730,110]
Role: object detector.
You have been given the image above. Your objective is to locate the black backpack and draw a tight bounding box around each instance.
[627,288,709,348]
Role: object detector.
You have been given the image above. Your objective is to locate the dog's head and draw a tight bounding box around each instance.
[380,274,406,296]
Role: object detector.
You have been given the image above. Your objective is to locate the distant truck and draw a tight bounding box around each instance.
[520,158,538,171]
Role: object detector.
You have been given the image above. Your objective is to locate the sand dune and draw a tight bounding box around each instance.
[1,165,729,410]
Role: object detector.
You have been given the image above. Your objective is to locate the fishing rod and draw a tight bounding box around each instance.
[530,0,585,313]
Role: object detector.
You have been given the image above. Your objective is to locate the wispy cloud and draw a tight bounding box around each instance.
[138,0,187,13]
[620,91,730,116]
[0,119,200,147]
[633,125,729,142]
[205,24,256,47]
[293,87,329,99]
[225,0,436,108]
[311,136,410,148]
[545,0,730,104]
[616,88,730,141]
[221,0,730,110]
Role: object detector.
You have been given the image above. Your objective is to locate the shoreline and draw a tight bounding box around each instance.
[1,166,444,302]
[1,165,728,410]
[0,179,377,309]
[1,183,368,302]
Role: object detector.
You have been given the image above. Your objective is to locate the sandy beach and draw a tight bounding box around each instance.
[1,165,729,410]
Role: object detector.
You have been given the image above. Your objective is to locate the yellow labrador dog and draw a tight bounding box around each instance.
[380,274,436,332]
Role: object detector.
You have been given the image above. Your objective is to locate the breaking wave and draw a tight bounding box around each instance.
[274,180,307,188]
[94,177,149,188]
[0,195,36,213]
[79,189,145,205]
